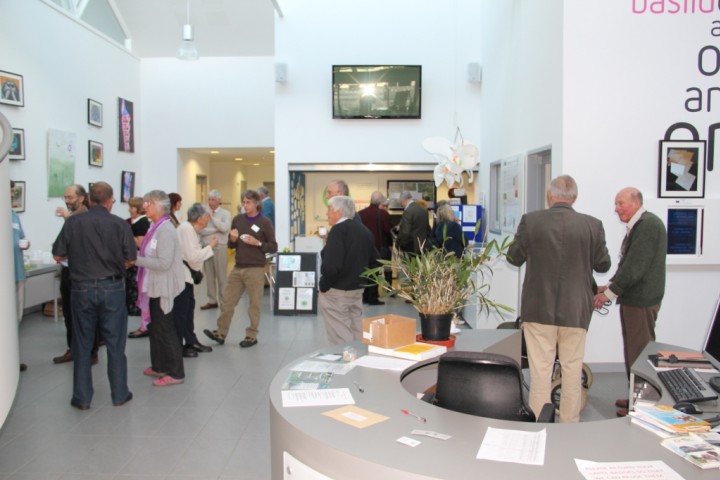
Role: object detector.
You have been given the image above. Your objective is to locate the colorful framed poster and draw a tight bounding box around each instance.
[118,97,134,152]
[121,170,135,203]
[9,128,25,160]
[88,98,103,127]
[88,140,103,167]
[0,70,24,106]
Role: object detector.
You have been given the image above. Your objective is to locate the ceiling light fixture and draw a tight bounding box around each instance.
[176,0,198,61]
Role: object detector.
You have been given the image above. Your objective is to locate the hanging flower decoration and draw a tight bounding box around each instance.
[422,127,479,188]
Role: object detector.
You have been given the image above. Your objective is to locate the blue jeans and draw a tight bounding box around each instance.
[71,277,130,405]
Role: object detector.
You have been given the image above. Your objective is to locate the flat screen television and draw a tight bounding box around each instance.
[332,65,421,119]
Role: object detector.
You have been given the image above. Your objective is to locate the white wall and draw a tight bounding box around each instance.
[0,0,141,424]
[140,57,275,206]
[563,1,720,365]
[274,0,485,247]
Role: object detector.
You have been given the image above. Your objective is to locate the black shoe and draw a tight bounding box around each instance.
[367,300,385,306]
[113,392,133,406]
[190,342,212,353]
[182,346,199,358]
[239,337,258,348]
[71,399,90,410]
[203,329,225,345]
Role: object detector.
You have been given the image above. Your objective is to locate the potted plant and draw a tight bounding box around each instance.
[362,235,513,342]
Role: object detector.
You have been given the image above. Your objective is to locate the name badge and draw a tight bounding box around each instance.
[251,224,260,233]
[12,222,20,229]
[150,238,158,250]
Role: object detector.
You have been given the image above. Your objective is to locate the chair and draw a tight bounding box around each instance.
[424,351,555,422]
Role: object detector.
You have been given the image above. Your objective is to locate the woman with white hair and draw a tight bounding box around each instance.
[175,202,217,358]
[135,190,186,386]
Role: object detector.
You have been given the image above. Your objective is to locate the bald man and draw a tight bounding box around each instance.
[594,187,666,416]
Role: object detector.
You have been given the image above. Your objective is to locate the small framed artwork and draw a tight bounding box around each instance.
[88,98,103,127]
[658,140,706,198]
[121,170,135,203]
[0,70,24,107]
[9,128,25,160]
[88,140,103,167]
[11,181,25,212]
[118,97,134,152]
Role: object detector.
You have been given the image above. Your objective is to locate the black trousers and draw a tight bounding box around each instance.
[148,297,184,379]
[173,282,199,346]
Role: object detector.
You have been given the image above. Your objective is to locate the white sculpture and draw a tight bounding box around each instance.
[422,128,479,188]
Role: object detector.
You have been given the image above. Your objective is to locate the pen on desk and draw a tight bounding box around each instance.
[401,409,426,423]
[353,381,364,393]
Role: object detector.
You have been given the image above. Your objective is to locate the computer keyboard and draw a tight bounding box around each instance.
[657,367,719,403]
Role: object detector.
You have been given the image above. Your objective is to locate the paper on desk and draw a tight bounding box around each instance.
[281,388,355,407]
[352,355,416,371]
[476,427,546,465]
[291,360,355,375]
[575,459,685,480]
[648,359,718,373]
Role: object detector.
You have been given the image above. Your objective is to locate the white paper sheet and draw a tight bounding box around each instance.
[290,360,355,375]
[352,355,416,371]
[281,388,355,407]
[476,427,546,465]
[575,459,685,480]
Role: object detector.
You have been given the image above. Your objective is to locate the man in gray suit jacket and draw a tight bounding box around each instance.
[508,175,611,423]
[397,191,429,254]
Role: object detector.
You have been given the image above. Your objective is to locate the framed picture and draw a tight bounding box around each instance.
[87,98,103,127]
[9,128,25,160]
[11,181,25,212]
[88,140,103,167]
[118,97,134,152]
[386,180,437,210]
[658,140,706,198]
[0,70,24,106]
[121,170,135,203]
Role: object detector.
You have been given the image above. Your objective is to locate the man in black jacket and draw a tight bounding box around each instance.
[319,196,377,344]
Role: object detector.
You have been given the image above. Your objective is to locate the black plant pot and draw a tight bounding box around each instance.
[419,313,453,341]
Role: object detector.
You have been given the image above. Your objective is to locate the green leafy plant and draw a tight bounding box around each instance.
[362,234,514,317]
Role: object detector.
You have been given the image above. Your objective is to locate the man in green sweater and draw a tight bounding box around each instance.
[594,187,666,416]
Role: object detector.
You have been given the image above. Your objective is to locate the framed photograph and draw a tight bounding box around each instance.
[386,180,437,210]
[659,140,706,198]
[11,181,25,212]
[0,70,24,106]
[9,128,25,160]
[87,98,103,127]
[118,97,134,152]
[88,140,103,167]
[121,170,135,203]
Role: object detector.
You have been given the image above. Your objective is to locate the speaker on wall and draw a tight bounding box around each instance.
[468,62,482,84]
[275,62,288,83]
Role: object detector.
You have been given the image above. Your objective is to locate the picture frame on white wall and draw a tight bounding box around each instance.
[9,128,25,160]
[88,98,103,127]
[658,140,706,198]
[0,70,24,107]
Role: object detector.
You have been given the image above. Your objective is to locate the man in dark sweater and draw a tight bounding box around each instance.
[204,190,277,348]
[594,187,666,416]
[319,196,377,344]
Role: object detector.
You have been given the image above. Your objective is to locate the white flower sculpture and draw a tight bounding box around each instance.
[422,128,479,188]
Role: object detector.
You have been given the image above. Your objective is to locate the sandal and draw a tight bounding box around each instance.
[152,375,184,387]
[143,367,164,377]
[128,329,149,339]
[203,329,225,345]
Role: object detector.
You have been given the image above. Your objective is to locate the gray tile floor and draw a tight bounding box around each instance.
[1,289,628,479]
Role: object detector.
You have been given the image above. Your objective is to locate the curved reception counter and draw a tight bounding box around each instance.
[270,331,718,479]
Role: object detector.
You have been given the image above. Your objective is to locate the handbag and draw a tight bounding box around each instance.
[183,260,204,285]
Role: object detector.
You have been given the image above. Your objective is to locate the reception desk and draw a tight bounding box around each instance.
[270,332,719,479]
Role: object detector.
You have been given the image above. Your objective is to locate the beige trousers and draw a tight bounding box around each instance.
[523,322,587,423]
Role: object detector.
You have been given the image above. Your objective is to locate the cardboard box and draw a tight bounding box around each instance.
[362,314,416,348]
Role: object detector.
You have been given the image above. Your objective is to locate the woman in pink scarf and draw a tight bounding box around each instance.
[135,190,186,386]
